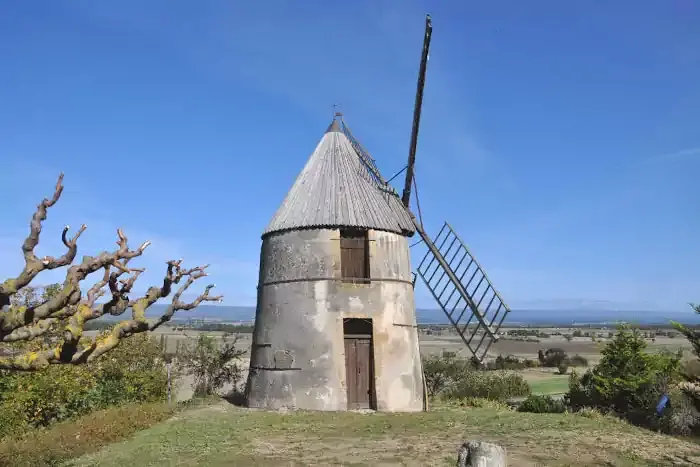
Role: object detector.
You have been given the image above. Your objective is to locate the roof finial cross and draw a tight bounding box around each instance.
[332,103,343,119]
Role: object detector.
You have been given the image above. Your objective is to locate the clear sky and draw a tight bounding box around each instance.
[1,1,698,312]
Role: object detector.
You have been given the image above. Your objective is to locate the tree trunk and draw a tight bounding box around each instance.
[457,441,507,467]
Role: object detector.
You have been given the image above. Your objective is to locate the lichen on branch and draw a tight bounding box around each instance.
[0,173,223,371]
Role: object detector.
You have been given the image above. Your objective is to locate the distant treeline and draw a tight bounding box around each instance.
[83,321,254,333]
[84,321,698,334]
[172,323,254,333]
[417,322,700,331]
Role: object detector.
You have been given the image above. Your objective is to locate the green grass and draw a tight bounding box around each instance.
[62,400,700,467]
[0,403,175,467]
[529,375,570,395]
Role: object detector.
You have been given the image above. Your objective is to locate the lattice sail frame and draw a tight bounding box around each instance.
[415,222,511,362]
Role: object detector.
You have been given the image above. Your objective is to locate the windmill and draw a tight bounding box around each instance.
[245,14,510,413]
[346,15,511,362]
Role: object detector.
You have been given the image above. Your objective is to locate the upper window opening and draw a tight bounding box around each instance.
[340,229,369,283]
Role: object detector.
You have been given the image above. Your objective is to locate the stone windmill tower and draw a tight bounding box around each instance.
[245,114,423,412]
[245,15,512,412]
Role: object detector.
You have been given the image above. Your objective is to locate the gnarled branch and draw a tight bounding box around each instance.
[0,228,150,336]
[0,174,87,303]
[73,263,222,363]
[0,174,223,371]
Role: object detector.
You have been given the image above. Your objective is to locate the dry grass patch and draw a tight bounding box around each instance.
[66,401,700,466]
[0,403,174,467]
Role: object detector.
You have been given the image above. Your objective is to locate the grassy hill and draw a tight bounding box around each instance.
[61,400,700,467]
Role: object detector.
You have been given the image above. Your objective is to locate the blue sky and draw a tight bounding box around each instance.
[1,1,698,312]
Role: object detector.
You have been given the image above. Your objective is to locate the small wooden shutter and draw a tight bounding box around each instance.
[340,229,369,282]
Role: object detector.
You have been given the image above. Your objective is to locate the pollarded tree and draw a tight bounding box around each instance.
[0,173,222,370]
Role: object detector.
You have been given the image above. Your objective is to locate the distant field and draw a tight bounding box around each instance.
[85,324,693,360]
[416,326,692,366]
[83,324,693,402]
[522,372,571,395]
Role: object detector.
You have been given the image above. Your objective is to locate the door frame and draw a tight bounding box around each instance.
[343,318,376,410]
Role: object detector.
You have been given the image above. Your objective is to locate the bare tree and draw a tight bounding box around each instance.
[0,173,222,370]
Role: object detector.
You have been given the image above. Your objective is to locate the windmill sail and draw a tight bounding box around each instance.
[393,15,511,361]
[414,222,511,362]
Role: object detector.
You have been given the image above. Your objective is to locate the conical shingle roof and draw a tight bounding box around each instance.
[263,117,416,237]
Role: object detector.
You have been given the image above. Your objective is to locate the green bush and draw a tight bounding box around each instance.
[422,354,472,397]
[517,394,567,414]
[423,354,530,401]
[442,370,531,401]
[90,333,170,404]
[0,366,98,437]
[565,326,682,431]
[0,333,170,438]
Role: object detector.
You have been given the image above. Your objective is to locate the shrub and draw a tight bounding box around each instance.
[575,406,604,419]
[90,333,170,405]
[423,354,530,401]
[443,370,531,401]
[177,333,245,397]
[659,387,700,436]
[486,354,539,370]
[565,369,588,409]
[517,394,567,414]
[525,358,540,368]
[0,333,171,438]
[682,359,700,381]
[565,326,682,431]
[468,356,483,369]
[0,365,98,438]
[569,354,589,367]
[538,348,569,367]
[422,354,472,397]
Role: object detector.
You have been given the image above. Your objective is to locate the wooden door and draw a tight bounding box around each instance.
[344,336,374,409]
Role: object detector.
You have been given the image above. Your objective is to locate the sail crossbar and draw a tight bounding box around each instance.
[415,221,511,361]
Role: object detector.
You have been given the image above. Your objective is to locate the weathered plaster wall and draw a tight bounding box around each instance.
[245,228,424,412]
